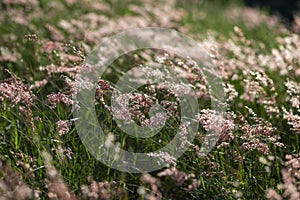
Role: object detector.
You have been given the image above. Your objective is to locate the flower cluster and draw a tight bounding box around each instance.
[283,108,300,134]
[157,167,199,189]
[56,120,72,136]
[285,79,300,109]
[266,154,300,200]
[196,109,235,143]
[0,158,40,199]
[0,77,34,108]
[139,173,162,200]
[147,151,177,167]
[81,181,125,200]
[47,92,73,109]
[239,116,283,154]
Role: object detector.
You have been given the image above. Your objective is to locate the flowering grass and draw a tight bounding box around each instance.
[0,0,300,199]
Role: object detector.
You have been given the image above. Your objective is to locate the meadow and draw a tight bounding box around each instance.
[0,0,300,199]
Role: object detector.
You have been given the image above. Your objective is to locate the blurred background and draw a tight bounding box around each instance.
[244,0,299,23]
[179,0,300,24]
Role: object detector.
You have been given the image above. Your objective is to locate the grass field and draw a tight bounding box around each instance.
[0,0,300,199]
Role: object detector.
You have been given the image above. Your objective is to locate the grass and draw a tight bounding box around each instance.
[0,0,300,199]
